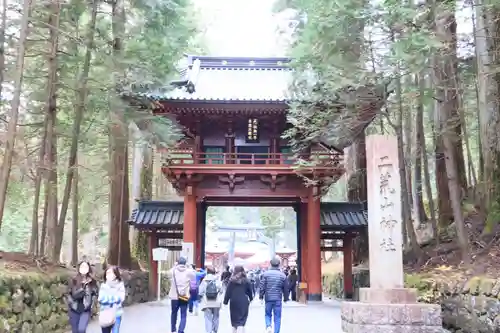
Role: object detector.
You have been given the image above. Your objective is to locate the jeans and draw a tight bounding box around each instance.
[265,301,282,333]
[100,316,122,333]
[171,299,188,333]
[188,288,199,313]
[69,310,91,333]
[203,308,220,333]
[289,286,297,301]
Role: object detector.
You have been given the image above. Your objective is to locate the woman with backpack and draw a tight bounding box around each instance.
[199,267,223,333]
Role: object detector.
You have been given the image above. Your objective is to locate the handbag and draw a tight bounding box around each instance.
[173,270,189,302]
[98,305,116,327]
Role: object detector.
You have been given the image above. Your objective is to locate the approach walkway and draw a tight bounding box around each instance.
[86,298,342,333]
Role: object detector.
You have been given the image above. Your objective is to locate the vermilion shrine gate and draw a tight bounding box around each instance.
[126,56,368,301]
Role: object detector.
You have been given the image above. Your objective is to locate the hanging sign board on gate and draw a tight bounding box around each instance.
[152,247,169,262]
[181,242,194,265]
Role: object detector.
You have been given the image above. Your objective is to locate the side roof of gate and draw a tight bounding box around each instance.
[128,200,367,231]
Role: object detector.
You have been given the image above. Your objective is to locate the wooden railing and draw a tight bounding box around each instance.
[164,152,342,168]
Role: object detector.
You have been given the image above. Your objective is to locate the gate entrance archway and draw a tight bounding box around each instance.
[125,55,368,302]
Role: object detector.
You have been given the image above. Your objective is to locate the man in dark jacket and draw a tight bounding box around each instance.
[259,258,288,333]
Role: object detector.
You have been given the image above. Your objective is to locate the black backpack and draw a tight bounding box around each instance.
[205,280,219,300]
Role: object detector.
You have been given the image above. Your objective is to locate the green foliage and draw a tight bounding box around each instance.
[2,0,201,255]
[282,0,440,151]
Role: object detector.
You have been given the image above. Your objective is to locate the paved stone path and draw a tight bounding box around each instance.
[86,299,342,333]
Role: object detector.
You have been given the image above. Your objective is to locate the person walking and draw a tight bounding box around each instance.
[221,266,231,289]
[188,265,206,315]
[199,267,223,333]
[98,266,126,333]
[223,266,254,333]
[168,257,195,333]
[287,269,298,301]
[259,258,289,333]
[254,271,261,296]
[66,261,98,333]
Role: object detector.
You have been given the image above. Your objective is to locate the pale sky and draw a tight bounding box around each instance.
[194,0,474,58]
[194,0,286,56]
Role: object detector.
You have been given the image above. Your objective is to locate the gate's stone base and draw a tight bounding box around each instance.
[341,288,442,333]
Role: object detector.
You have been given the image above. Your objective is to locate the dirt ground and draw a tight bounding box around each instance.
[0,251,72,276]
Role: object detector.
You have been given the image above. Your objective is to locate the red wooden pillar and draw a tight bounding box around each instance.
[183,185,197,265]
[343,233,354,299]
[307,186,322,301]
[148,232,158,298]
[300,202,308,285]
[195,203,203,268]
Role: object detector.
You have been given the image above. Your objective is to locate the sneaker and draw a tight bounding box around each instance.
[266,327,272,333]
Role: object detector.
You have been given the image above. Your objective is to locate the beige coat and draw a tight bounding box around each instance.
[167,264,195,300]
[198,273,223,309]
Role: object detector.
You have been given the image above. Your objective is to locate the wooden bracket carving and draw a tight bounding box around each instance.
[260,174,286,191]
[218,173,244,193]
[312,185,319,196]
[183,172,203,184]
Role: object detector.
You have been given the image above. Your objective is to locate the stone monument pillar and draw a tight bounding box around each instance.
[341,135,442,332]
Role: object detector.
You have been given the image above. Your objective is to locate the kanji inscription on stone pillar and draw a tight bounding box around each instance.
[366,135,404,289]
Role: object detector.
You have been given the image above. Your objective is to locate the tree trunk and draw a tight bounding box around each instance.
[430,0,468,229]
[45,115,59,262]
[57,0,97,259]
[107,0,132,268]
[403,89,413,213]
[71,156,79,266]
[347,135,368,264]
[458,89,477,191]
[434,6,471,262]
[44,0,61,262]
[433,0,467,194]
[0,0,32,227]
[413,73,428,225]
[419,71,438,237]
[29,118,48,256]
[39,183,49,256]
[442,125,471,263]
[475,0,500,223]
[395,74,421,258]
[129,133,143,246]
[0,0,7,99]
[432,91,453,228]
[134,145,153,266]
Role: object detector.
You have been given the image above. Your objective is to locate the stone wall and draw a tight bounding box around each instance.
[323,272,500,333]
[0,270,170,333]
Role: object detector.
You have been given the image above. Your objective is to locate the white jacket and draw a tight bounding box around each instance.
[168,264,195,300]
[198,273,223,309]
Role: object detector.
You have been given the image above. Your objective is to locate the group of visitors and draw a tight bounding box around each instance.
[66,261,126,333]
[64,256,296,333]
[168,256,291,333]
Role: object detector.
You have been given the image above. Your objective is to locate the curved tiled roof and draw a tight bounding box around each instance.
[128,200,367,230]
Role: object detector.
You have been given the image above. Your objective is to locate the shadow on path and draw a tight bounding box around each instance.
[85,300,342,333]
